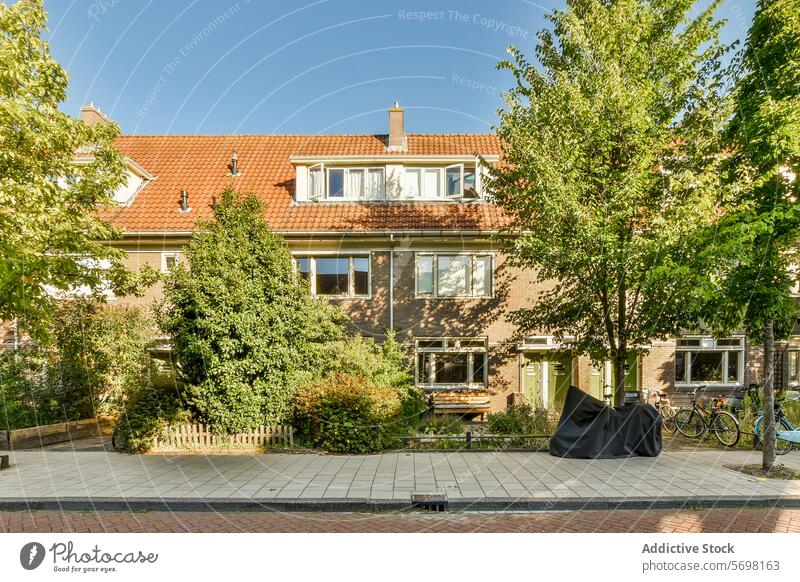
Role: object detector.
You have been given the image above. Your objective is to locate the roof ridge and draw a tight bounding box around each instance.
[118,132,497,138]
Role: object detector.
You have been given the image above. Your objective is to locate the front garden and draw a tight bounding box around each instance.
[0,190,558,455]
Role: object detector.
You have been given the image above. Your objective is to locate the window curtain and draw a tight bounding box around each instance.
[347,170,363,199]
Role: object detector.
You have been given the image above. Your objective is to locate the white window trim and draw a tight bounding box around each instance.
[160,251,183,273]
[414,252,494,298]
[308,165,386,201]
[675,336,745,388]
[415,337,489,389]
[293,254,371,299]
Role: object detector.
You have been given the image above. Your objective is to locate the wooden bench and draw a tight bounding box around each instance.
[430,391,493,420]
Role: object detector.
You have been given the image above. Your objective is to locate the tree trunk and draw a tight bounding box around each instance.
[763,317,776,470]
[614,347,626,407]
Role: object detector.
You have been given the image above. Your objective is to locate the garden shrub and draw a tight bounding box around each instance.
[0,301,153,430]
[418,415,463,435]
[113,364,190,453]
[487,403,556,435]
[49,300,153,417]
[159,189,347,433]
[294,373,409,453]
[320,331,413,389]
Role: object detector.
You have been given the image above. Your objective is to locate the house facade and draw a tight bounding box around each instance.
[78,103,795,415]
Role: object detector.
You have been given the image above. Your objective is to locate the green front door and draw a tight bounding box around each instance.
[523,354,544,408]
[548,353,572,409]
[589,362,607,401]
[611,354,641,394]
[523,352,573,409]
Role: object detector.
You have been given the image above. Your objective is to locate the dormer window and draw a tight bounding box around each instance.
[294,156,492,202]
[404,164,475,199]
[309,165,386,200]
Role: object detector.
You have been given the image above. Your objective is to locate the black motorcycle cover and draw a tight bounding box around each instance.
[549,386,662,458]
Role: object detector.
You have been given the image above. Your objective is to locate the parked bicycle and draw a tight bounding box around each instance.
[673,385,740,446]
[753,395,800,455]
[642,387,677,433]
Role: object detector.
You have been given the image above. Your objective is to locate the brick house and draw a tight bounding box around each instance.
[75,103,794,415]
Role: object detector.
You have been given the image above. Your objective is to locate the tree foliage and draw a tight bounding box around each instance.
[712,0,800,469]
[488,0,728,404]
[158,189,348,432]
[0,0,142,340]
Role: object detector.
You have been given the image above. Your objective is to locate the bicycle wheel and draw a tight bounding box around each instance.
[674,408,705,439]
[661,405,677,433]
[711,411,740,447]
[111,427,123,452]
[755,416,794,455]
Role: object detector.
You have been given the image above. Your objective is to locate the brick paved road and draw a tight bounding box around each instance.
[2,508,799,533]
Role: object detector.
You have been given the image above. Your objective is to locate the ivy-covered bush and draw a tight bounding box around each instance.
[113,364,190,453]
[158,189,348,433]
[294,373,408,454]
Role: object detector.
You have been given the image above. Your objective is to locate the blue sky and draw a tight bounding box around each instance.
[44,0,756,135]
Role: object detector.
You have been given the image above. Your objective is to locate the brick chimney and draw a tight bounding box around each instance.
[387,102,407,152]
[79,102,111,126]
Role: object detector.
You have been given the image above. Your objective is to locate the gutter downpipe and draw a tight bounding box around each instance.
[389,234,395,332]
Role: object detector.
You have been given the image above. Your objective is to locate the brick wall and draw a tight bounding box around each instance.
[107,238,778,413]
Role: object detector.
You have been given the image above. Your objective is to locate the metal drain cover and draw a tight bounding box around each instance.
[411,492,448,511]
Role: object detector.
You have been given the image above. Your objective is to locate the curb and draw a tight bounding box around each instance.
[2,495,800,513]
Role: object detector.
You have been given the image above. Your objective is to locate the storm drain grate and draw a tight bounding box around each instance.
[411,493,448,512]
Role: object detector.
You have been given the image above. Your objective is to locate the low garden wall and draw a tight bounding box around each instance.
[0,416,116,450]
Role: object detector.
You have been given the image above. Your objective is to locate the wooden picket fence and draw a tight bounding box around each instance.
[154,423,293,450]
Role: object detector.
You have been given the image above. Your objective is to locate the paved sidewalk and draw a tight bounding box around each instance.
[2,448,800,509]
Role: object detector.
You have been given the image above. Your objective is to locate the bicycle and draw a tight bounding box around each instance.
[753,395,800,455]
[673,385,740,446]
[642,387,677,433]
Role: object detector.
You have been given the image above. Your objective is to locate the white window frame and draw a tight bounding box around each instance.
[293,254,371,299]
[308,163,324,200]
[445,163,464,198]
[415,337,488,389]
[160,251,183,273]
[307,165,386,200]
[414,253,494,298]
[675,336,745,388]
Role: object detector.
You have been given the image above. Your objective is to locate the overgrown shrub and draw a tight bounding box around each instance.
[321,331,413,389]
[49,300,153,417]
[294,373,413,453]
[159,189,347,433]
[0,301,153,430]
[487,403,556,435]
[113,364,190,453]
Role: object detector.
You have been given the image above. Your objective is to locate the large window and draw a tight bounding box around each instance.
[294,255,370,298]
[675,337,744,386]
[415,253,493,297]
[308,165,385,200]
[416,337,488,388]
[404,165,472,199]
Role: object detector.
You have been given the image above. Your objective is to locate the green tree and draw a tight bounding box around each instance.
[715,0,800,469]
[488,0,728,405]
[159,189,348,432]
[0,0,137,340]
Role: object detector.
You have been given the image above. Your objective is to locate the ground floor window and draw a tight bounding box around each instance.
[294,255,370,298]
[415,337,488,388]
[788,348,800,387]
[675,336,744,387]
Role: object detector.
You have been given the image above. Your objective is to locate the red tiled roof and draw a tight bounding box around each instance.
[104,134,507,233]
